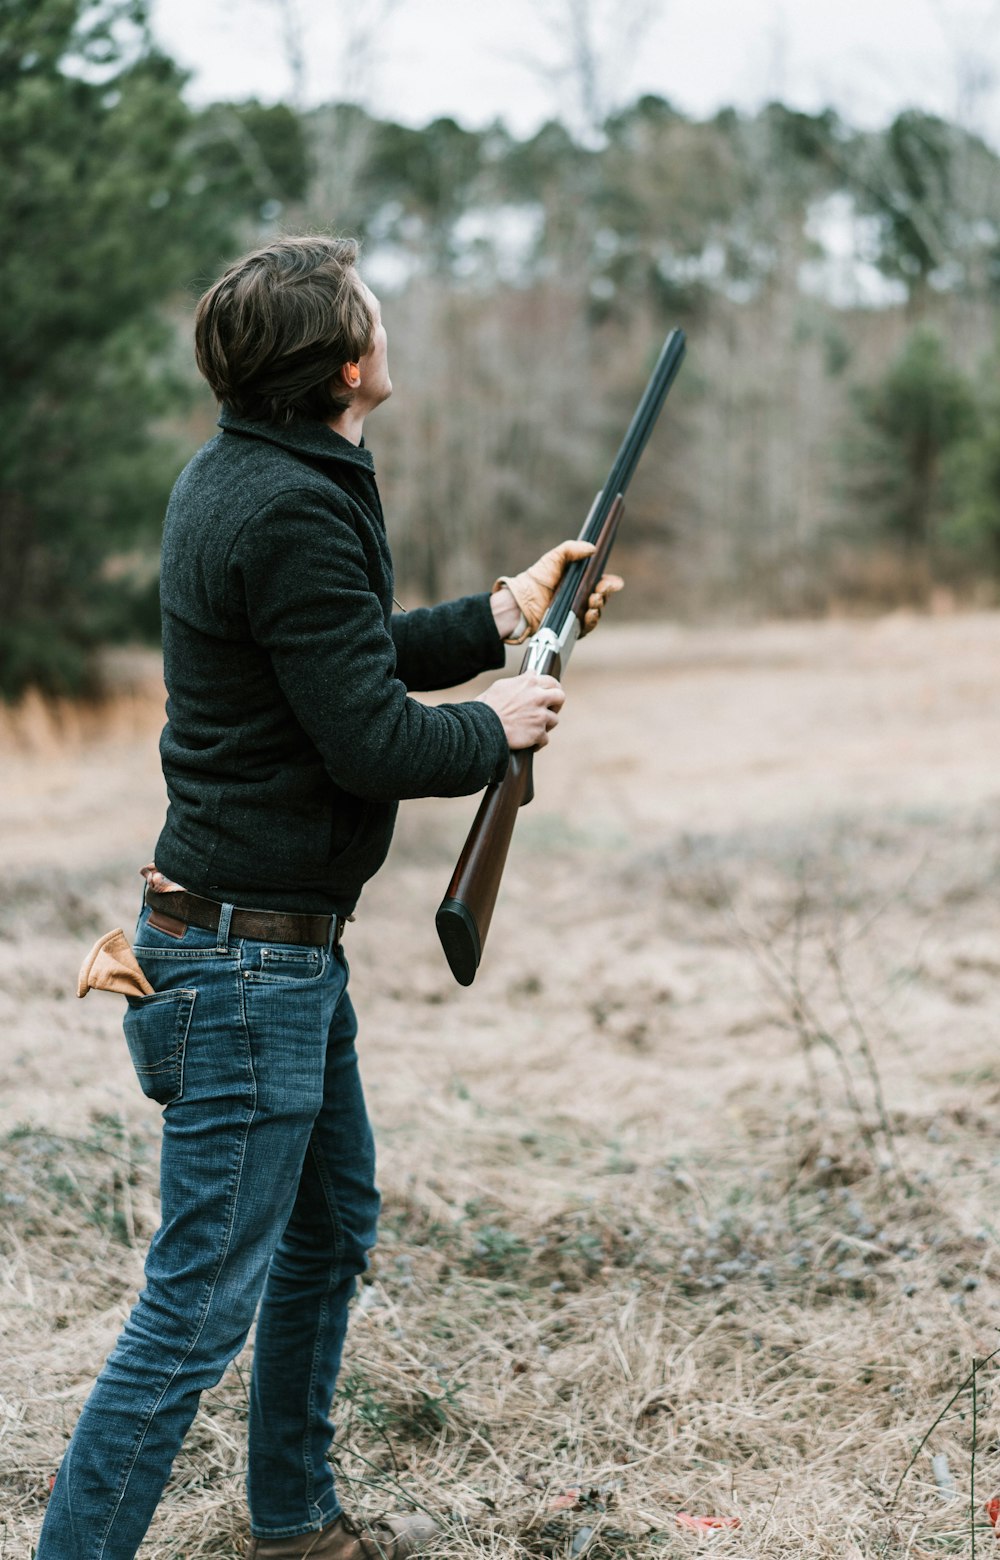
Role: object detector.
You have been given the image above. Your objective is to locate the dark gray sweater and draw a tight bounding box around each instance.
[154,409,509,914]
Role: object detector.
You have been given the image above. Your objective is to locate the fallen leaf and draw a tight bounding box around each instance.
[549,1488,583,1511]
[985,1495,1000,1534]
[675,1512,742,1532]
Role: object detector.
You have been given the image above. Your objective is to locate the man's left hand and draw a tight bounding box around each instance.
[492,540,624,644]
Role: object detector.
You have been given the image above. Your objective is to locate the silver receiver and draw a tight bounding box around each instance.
[521,614,581,680]
[522,627,560,674]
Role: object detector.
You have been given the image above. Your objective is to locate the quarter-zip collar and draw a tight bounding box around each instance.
[218,405,376,473]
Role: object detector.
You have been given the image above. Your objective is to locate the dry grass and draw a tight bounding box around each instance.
[2,620,1000,1558]
[4,818,1000,1559]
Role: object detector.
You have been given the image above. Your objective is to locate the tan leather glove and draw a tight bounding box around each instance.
[493,540,624,644]
[579,569,624,635]
[77,928,154,998]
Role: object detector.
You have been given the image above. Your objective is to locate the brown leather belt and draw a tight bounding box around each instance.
[144,886,345,948]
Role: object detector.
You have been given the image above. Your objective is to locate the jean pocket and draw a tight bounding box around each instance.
[122,988,197,1105]
[242,945,328,985]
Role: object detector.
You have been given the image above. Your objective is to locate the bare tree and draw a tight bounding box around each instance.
[243,0,401,112]
[272,0,307,109]
[301,0,403,227]
[335,0,403,108]
[927,0,1000,134]
[522,0,661,141]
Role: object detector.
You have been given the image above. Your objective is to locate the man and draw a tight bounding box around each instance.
[38,234,621,1560]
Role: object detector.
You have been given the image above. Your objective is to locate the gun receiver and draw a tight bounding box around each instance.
[436,328,687,986]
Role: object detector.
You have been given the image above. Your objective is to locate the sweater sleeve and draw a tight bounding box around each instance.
[230,490,509,802]
[390,593,506,691]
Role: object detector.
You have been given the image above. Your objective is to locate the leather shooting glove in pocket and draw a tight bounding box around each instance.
[77,928,155,998]
[77,928,194,1105]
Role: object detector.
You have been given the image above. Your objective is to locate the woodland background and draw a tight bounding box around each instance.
[4,0,1000,698]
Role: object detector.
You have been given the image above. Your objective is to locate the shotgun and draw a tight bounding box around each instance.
[436,328,687,985]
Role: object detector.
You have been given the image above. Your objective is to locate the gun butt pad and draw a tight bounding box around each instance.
[435,898,482,986]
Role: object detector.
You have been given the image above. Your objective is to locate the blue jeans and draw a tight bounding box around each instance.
[38,902,380,1559]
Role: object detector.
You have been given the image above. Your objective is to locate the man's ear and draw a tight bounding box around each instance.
[339,361,361,389]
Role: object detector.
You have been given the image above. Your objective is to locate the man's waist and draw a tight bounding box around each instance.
[143,879,349,948]
[153,801,390,917]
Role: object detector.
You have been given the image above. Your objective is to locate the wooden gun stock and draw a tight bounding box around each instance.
[435,748,535,987]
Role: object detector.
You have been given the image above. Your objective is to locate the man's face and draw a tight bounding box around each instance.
[357,283,391,411]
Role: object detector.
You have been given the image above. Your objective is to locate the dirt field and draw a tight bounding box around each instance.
[2,614,1000,1559]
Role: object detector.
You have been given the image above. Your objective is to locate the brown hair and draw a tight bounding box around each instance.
[194,235,375,425]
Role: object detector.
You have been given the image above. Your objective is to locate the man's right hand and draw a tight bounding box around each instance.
[477,673,565,749]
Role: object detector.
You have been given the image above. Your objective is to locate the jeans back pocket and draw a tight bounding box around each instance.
[123,988,197,1105]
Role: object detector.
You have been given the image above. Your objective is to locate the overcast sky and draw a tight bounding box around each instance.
[148,0,1000,142]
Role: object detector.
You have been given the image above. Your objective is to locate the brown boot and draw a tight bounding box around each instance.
[246,1509,439,1560]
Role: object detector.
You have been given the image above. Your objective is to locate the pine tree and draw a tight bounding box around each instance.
[0,0,305,696]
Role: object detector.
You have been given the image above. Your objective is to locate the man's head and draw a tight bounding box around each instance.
[194,235,389,426]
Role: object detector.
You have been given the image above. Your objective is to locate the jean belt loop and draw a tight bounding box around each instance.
[325,916,338,955]
[216,901,235,952]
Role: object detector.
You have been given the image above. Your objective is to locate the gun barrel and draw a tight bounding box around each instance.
[605,327,688,506]
[543,328,686,633]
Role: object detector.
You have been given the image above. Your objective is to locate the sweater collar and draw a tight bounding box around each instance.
[218,406,376,472]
